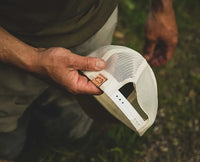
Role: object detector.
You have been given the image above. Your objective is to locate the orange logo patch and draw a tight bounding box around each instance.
[92,74,107,87]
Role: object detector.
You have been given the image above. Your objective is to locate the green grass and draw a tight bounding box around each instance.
[18,0,200,161]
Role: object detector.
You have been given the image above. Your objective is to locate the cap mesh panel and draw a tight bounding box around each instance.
[105,53,144,82]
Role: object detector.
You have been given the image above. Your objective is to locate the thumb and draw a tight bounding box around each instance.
[70,54,106,71]
[143,38,156,61]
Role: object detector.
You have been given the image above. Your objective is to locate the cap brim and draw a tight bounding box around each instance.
[134,64,158,134]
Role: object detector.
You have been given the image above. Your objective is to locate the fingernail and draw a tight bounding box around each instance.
[96,59,105,70]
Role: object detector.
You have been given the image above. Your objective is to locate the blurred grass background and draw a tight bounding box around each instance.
[19,0,200,161]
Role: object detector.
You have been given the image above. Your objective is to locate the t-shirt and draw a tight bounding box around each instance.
[0,0,117,48]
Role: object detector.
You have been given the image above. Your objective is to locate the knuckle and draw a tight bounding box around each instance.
[63,48,71,53]
[82,57,89,69]
[171,37,178,45]
[48,47,70,56]
[85,57,94,70]
[56,47,72,54]
[166,53,173,61]
[57,47,68,51]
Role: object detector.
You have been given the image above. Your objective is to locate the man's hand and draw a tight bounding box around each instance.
[35,47,105,95]
[0,27,105,95]
[143,0,178,67]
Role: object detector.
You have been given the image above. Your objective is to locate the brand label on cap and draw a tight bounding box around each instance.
[92,74,107,87]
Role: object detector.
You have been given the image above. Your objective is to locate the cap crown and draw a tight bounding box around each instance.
[84,45,158,135]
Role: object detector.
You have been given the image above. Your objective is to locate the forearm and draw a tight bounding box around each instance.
[0,26,40,72]
[0,26,105,94]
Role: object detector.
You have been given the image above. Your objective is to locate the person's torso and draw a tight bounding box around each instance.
[0,0,117,48]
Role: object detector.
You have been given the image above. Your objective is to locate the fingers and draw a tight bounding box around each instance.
[150,56,166,67]
[143,38,156,61]
[70,74,103,95]
[69,53,106,71]
[37,47,46,52]
[149,45,175,67]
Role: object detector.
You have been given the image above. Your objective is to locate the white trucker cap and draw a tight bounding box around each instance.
[83,45,158,136]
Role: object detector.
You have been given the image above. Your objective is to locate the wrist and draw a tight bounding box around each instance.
[151,0,173,13]
[1,44,41,73]
[18,47,43,73]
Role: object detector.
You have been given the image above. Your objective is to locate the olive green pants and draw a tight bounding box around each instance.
[0,7,118,160]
